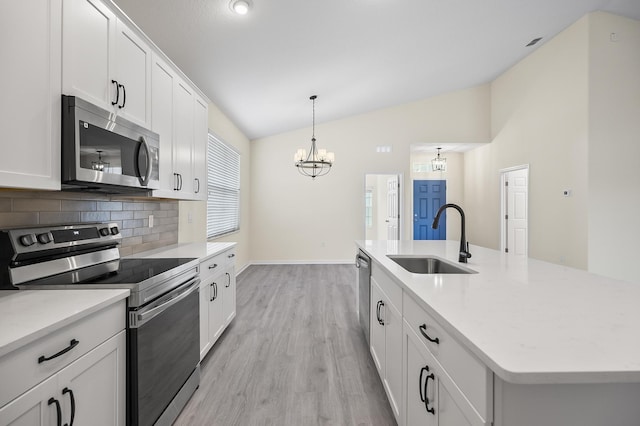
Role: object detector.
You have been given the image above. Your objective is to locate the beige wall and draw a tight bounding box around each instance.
[464,15,590,269]
[249,85,491,263]
[588,13,640,283]
[178,102,252,272]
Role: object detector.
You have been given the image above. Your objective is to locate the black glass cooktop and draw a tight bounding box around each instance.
[21,258,196,287]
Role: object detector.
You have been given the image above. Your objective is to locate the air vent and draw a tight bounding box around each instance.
[526,37,542,47]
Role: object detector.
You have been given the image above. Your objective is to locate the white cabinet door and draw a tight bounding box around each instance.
[0,375,58,426]
[57,331,126,426]
[151,53,178,197]
[405,328,437,426]
[199,278,211,359]
[114,20,151,127]
[370,280,385,375]
[62,0,116,110]
[193,94,208,200]
[0,0,61,190]
[208,273,225,342]
[222,267,236,326]
[174,78,195,198]
[385,300,403,421]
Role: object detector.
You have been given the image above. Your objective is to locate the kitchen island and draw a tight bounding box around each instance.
[358,240,640,426]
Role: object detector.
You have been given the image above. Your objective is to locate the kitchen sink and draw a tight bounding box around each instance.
[387,255,477,274]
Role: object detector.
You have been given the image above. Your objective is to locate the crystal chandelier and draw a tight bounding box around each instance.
[91,150,110,172]
[294,95,335,179]
[431,147,447,172]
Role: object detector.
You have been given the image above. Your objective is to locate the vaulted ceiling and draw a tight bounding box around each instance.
[113,0,640,140]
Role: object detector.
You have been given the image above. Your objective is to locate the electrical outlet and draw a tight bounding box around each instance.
[188,211,193,224]
[149,214,154,228]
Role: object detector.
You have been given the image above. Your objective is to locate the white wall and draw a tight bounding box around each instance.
[588,13,640,283]
[178,102,252,271]
[464,15,590,269]
[249,85,490,263]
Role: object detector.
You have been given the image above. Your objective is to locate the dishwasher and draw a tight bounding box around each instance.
[355,249,372,345]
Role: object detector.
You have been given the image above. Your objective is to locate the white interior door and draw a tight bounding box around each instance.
[503,168,528,255]
[386,176,399,240]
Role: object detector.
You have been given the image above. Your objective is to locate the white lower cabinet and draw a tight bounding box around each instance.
[370,273,403,424]
[199,248,237,360]
[404,322,477,426]
[0,330,126,426]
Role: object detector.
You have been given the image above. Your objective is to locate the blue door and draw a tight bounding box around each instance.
[413,180,446,240]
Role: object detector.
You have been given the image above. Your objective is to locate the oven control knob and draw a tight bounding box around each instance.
[110,226,119,235]
[99,227,110,237]
[19,234,37,247]
[36,233,52,244]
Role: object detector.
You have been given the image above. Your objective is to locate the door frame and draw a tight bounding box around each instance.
[363,173,403,240]
[499,164,529,254]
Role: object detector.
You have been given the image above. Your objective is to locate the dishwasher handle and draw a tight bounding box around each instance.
[130,278,200,328]
[355,254,369,269]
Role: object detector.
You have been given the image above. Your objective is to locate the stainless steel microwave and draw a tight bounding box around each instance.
[62,95,160,193]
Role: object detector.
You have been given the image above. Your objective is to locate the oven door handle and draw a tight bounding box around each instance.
[131,278,200,328]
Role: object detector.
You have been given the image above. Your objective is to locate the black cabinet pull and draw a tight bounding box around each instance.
[48,397,62,426]
[173,173,178,191]
[424,368,435,415]
[225,272,231,288]
[62,387,76,426]
[119,84,126,109]
[178,173,183,191]
[419,324,440,344]
[38,339,79,363]
[228,253,235,258]
[376,300,385,325]
[209,263,218,270]
[209,282,214,302]
[111,80,119,106]
[214,282,218,300]
[419,366,428,403]
[194,177,200,193]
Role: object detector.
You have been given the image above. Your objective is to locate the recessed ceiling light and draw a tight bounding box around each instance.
[526,37,542,47]
[231,0,250,15]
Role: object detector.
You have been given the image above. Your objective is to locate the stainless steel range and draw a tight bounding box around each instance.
[0,223,200,426]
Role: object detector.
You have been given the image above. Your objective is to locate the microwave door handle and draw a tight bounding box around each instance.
[137,136,152,186]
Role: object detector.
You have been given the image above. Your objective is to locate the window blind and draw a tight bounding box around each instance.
[207,134,240,238]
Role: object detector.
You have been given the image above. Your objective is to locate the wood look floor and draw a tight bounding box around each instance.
[175,264,396,426]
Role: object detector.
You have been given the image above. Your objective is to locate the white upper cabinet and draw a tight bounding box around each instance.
[193,94,209,200]
[0,0,62,190]
[151,58,208,201]
[114,20,151,126]
[62,0,151,128]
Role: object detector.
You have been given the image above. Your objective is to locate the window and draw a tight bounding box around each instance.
[365,188,373,228]
[207,134,240,238]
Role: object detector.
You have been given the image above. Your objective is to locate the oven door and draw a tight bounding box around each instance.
[128,277,200,426]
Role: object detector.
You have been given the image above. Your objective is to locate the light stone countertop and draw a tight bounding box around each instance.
[129,242,236,261]
[357,239,640,385]
[0,289,129,358]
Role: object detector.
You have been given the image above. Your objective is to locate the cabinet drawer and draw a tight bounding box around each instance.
[403,293,492,421]
[372,264,402,311]
[200,249,236,281]
[0,300,125,407]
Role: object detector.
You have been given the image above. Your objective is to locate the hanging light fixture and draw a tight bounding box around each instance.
[294,95,335,179]
[91,150,110,172]
[431,147,447,172]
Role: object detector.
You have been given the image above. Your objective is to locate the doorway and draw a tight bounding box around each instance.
[500,166,529,255]
[413,180,446,240]
[364,174,401,240]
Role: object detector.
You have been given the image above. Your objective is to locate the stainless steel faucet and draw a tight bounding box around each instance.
[431,203,472,263]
